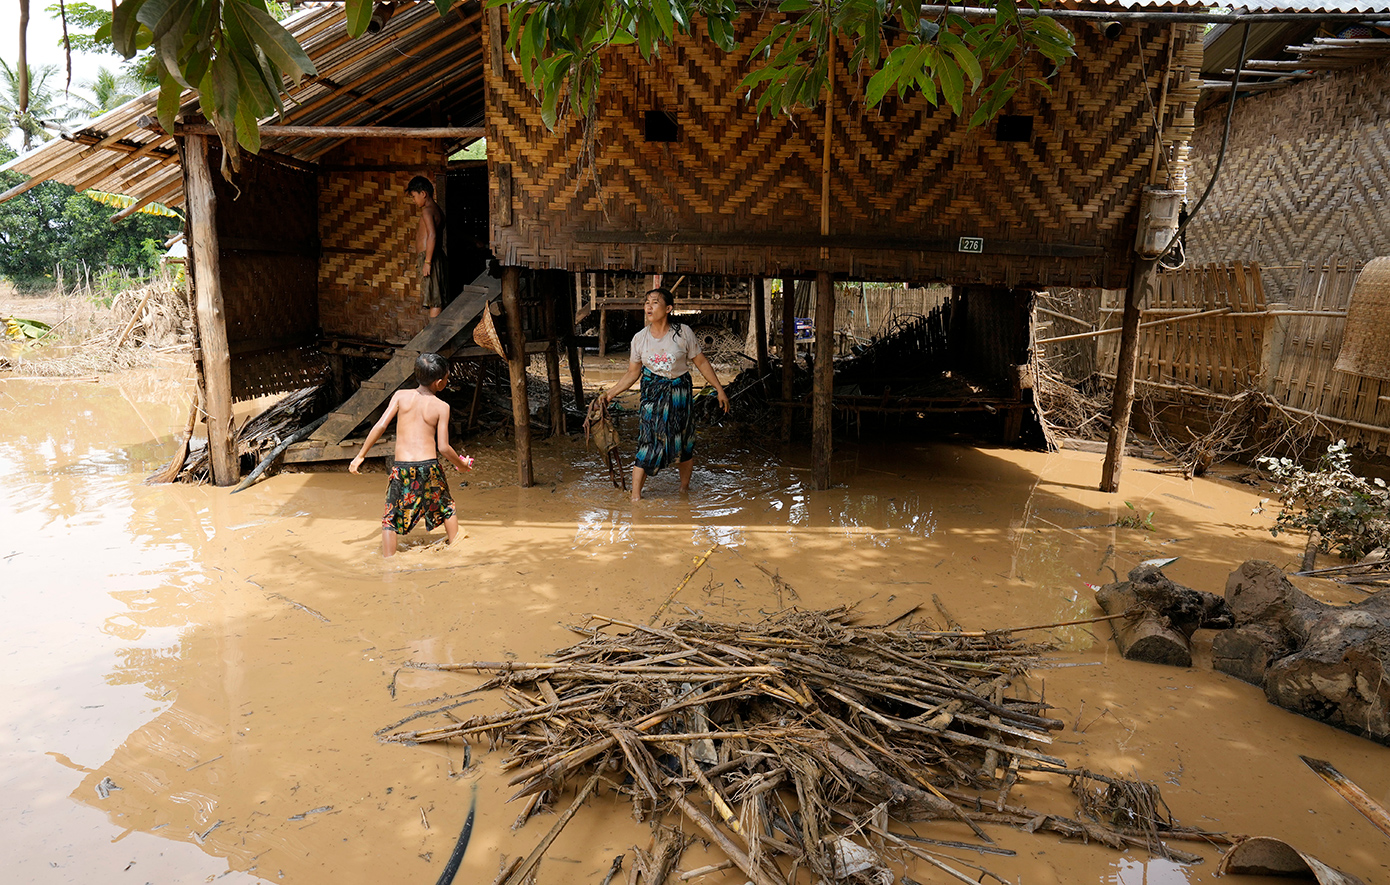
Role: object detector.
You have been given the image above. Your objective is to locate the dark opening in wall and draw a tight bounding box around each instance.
[645,110,679,142]
[995,114,1034,143]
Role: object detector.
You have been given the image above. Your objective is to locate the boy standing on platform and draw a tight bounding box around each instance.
[408,176,447,319]
[350,353,472,557]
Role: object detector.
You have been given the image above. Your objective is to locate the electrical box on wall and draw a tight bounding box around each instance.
[1134,186,1183,258]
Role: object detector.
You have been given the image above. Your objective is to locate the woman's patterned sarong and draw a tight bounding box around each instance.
[634,368,695,475]
[382,459,455,534]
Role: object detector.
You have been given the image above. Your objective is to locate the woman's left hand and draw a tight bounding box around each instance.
[717,389,731,413]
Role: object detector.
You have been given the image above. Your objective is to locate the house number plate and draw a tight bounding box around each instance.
[958,237,984,253]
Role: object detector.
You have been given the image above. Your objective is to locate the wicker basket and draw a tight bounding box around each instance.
[473,305,506,358]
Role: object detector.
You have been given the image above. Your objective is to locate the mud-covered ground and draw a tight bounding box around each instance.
[1,364,1387,885]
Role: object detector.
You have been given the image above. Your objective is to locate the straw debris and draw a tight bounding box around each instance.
[383,608,1228,882]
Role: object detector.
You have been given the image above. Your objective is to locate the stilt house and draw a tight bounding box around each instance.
[3,1,1212,488]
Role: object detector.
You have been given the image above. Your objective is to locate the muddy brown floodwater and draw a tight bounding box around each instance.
[2,366,1388,885]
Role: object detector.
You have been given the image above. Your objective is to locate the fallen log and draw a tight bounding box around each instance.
[1265,596,1390,745]
[1095,564,1232,666]
[1212,561,1331,685]
[1212,562,1390,744]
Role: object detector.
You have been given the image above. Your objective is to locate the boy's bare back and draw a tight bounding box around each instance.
[389,388,450,462]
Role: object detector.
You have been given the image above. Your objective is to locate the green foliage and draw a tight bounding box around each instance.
[1260,440,1390,560]
[47,3,163,96]
[0,145,181,288]
[106,0,315,170]
[44,2,118,54]
[4,317,53,340]
[489,0,1075,129]
[450,139,488,161]
[1113,500,1155,531]
[1,60,83,150]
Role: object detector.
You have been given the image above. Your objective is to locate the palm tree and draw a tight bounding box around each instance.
[77,67,144,115]
[1,60,80,151]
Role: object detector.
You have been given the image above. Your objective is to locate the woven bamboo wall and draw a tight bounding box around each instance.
[1266,259,1390,452]
[1184,57,1390,304]
[485,14,1204,287]
[1068,260,1390,453]
[211,145,327,401]
[317,138,448,345]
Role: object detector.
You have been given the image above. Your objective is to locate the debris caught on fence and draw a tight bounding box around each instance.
[383,608,1229,882]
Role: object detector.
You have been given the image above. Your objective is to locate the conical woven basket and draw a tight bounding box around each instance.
[473,305,506,359]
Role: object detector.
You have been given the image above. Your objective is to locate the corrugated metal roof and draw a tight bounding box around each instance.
[1,2,485,215]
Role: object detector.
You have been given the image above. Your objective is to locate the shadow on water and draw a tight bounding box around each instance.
[4,374,1389,884]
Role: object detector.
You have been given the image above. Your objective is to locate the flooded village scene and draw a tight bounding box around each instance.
[5,1,1390,884]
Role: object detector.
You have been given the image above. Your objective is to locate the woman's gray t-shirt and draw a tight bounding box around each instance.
[630,325,701,379]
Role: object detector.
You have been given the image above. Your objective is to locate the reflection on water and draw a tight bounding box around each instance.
[1108,855,1195,885]
[4,371,1386,885]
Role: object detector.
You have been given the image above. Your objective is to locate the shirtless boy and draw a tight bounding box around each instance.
[350,353,472,557]
[407,176,447,319]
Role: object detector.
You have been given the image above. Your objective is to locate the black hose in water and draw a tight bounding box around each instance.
[433,782,478,885]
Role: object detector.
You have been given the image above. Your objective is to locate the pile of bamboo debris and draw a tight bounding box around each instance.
[383,609,1227,884]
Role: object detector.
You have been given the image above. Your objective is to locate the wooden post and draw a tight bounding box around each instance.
[598,308,608,357]
[501,267,534,486]
[1101,257,1159,492]
[328,353,348,406]
[544,285,565,437]
[812,271,835,490]
[752,276,769,377]
[781,276,796,443]
[564,275,587,412]
[184,134,237,486]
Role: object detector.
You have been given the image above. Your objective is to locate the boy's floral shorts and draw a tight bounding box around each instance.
[382,459,455,535]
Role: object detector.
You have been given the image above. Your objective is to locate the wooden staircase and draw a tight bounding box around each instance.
[285,277,499,463]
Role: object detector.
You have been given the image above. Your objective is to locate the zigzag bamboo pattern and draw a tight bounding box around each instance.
[486,13,1203,287]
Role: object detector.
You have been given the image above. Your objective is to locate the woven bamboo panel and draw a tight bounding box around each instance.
[317,138,447,344]
[1266,259,1390,454]
[485,14,1204,287]
[1334,256,1390,380]
[1097,262,1266,395]
[210,147,327,402]
[1184,57,1390,304]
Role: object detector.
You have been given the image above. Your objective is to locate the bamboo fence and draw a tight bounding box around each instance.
[1040,258,1390,454]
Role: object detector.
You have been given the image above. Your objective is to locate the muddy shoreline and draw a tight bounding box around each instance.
[1,367,1387,884]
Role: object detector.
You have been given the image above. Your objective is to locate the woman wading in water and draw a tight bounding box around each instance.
[599,287,731,501]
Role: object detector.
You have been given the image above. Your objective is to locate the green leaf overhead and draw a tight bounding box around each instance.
[85,0,1075,180]
[344,0,373,38]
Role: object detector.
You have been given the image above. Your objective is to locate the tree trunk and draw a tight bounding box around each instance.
[1095,563,1232,666]
[184,134,237,486]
